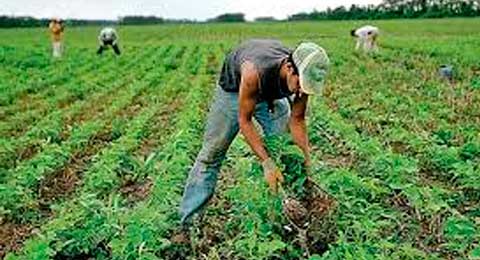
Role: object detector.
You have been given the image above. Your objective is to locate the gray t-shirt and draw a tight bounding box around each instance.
[218,39,292,101]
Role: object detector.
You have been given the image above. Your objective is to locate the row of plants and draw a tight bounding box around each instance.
[0,45,186,223]
[0,45,113,107]
[4,43,212,259]
[0,45,172,172]
[328,44,479,211]
[0,45,158,138]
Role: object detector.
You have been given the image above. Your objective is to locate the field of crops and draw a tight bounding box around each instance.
[0,18,479,259]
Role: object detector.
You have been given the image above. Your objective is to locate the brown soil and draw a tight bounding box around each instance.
[23,142,43,158]
[389,140,410,154]
[307,195,336,218]
[0,222,36,258]
[136,102,178,158]
[281,179,338,256]
[283,198,309,227]
[160,241,191,260]
[322,154,355,168]
[170,229,191,245]
[57,95,77,110]
[119,178,153,204]
[39,131,113,203]
[387,191,457,258]
[15,143,41,165]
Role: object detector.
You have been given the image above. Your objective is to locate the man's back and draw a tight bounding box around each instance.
[99,27,117,41]
[49,21,63,42]
[218,39,291,101]
[355,25,379,38]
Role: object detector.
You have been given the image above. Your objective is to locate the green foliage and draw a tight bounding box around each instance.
[433,129,454,146]
[264,135,308,197]
[428,146,460,173]
[470,246,480,259]
[443,217,478,253]
[471,76,480,90]
[1,19,479,260]
[459,142,480,161]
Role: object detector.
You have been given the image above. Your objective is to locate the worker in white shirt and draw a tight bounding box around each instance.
[97,27,121,55]
[351,25,379,52]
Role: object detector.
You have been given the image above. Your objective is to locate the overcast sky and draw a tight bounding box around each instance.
[0,0,383,21]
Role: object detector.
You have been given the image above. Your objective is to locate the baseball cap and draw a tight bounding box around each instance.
[292,42,329,95]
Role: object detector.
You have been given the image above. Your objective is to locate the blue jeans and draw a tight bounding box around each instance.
[179,86,290,225]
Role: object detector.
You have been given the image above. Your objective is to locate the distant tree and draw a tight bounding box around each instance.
[286,0,479,21]
[0,15,199,28]
[0,16,117,28]
[209,13,245,22]
[287,12,311,21]
[254,16,277,22]
[330,6,349,19]
[0,16,47,28]
[119,16,164,25]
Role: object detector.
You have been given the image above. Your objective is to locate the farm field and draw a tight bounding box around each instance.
[0,18,479,259]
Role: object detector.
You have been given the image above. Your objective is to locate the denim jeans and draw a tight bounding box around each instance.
[97,40,121,55]
[179,86,290,225]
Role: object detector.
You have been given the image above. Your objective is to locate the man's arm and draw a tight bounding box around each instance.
[112,30,118,45]
[289,93,310,166]
[98,32,104,45]
[355,38,361,50]
[238,62,285,192]
[238,62,269,162]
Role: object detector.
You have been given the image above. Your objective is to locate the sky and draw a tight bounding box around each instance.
[0,0,383,21]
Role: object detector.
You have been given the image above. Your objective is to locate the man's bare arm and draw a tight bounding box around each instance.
[289,93,310,165]
[238,62,269,162]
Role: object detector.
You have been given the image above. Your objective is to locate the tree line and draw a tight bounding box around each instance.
[288,0,480,21]
[0,0,479,28]
[0,16,119,28]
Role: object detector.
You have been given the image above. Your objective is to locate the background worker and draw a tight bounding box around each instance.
[49,18,64,58]
[97,27,121,55]
[351,25,379,52]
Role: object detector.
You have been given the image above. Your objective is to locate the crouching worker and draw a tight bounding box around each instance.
[175,39,330,241]
[351,25,379,52]
[97,27,120,55]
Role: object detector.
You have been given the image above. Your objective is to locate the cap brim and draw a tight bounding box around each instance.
[298,52,327,95]
[299,73,323,95]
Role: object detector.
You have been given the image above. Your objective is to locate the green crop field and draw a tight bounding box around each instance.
[0,18,479,259]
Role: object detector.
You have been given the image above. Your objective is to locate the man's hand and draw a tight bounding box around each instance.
[262,158,284,193]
